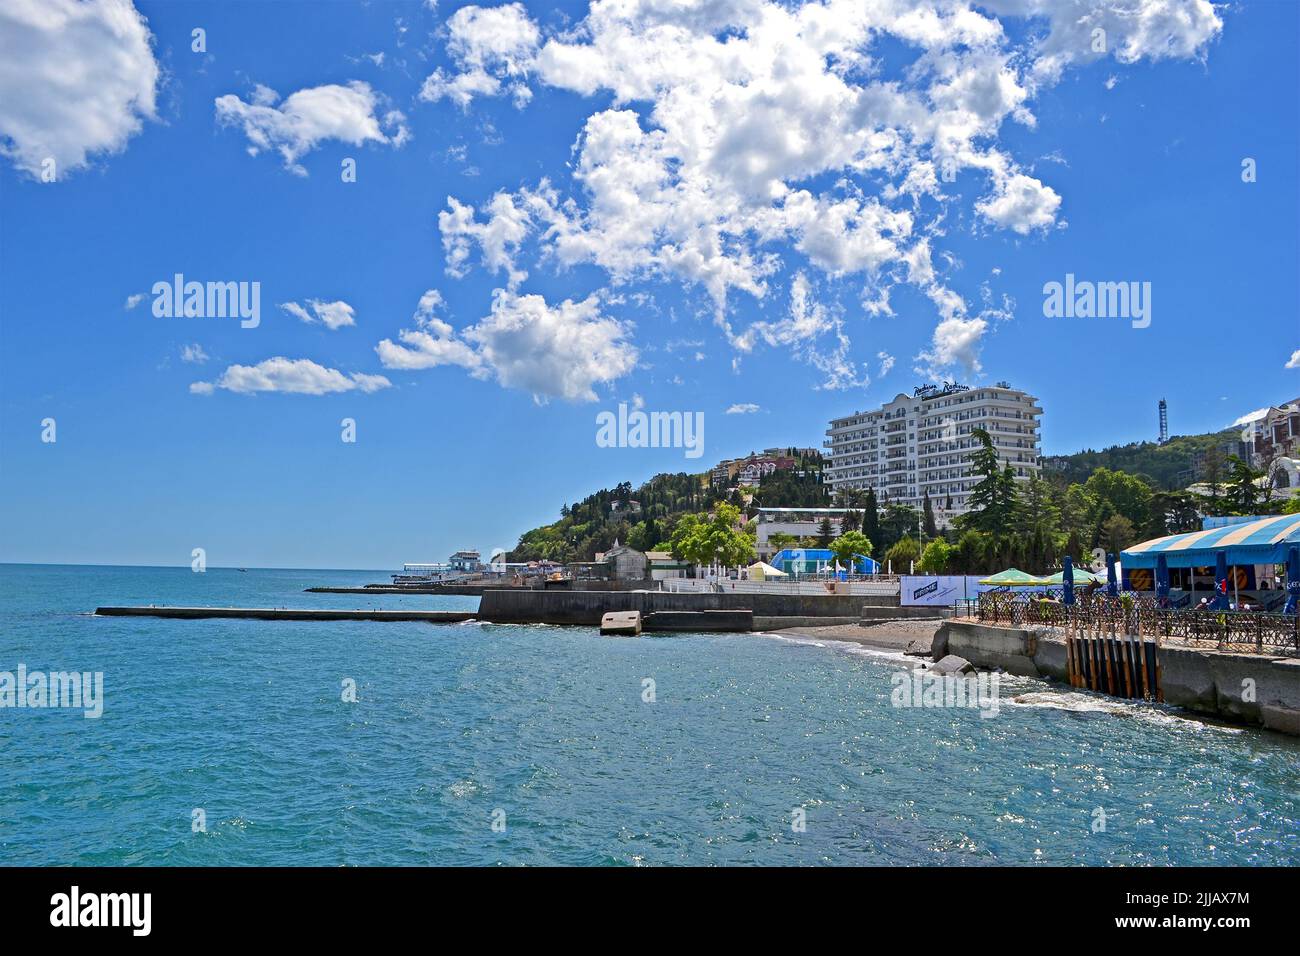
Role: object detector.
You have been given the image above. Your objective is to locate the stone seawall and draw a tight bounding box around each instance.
[477,589,869,625]
[936,621,1300,736]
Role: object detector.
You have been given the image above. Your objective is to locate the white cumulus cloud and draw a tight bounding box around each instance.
[916,316,989,378]
[419,2,540,109]
[215,81,409,175]
[280,299,357,331]
[427,0,1223,377]
[976,172,1063,235]
[192,357,392,395]
[376,288,638,403]
[0,0,159,179]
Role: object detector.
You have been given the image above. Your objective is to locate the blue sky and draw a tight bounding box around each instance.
[1,0,1297,569]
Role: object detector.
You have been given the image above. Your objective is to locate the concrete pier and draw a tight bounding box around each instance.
[305,585,491,596]
[477,588,869,625]
[644,609,754,632]
[94,606,477,623]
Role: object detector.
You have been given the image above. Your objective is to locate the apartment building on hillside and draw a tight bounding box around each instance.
[824,382,1042,526]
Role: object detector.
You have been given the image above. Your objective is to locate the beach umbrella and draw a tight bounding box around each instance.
[1284,547,1300,615]
[1039,567,1103,586]
[1155,553,1170,609]
[978,568,1051,587]
[1211,550,1230,611]
[1105,553,1119,597]
[1062,555,1075,606]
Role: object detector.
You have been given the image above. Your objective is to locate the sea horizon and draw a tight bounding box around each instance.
[0,561,397,575]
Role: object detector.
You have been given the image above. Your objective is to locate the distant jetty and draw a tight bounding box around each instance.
[94,606,476,623]
[304,585,489,596]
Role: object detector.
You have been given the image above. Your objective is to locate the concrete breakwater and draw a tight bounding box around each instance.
[94,589,887,630]
[936,620,1300,737]
[95,606,476,623]
[305,585,492,596]
[475,588,873,625]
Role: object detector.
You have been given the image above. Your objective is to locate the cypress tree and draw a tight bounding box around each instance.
[863,488,881,551]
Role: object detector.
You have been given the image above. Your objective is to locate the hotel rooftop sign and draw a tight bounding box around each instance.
[913,382,971,399]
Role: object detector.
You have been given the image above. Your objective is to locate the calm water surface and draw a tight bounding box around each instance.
[1,564,1296,865]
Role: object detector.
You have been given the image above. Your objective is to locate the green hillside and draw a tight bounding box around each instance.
[511,426,1267,566]
[1042,428,1240,490]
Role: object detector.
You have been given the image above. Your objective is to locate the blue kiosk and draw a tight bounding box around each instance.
[1121,514,1300,613]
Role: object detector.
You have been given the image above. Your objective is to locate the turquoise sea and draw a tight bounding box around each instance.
[1,563,1297,866]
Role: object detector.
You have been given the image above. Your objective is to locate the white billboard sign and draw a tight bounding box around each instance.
[900,575,990,607]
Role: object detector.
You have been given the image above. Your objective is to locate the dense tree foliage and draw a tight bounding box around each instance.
[830,530,873,570]
[884,535,921,569]
[1042,429,1242,489]
[513,423,1292,573]
[749,464,828,508]
[669,503,755,567]
[512,472,721,563]
[918,538,952,574]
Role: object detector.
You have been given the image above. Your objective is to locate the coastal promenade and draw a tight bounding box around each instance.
[936,618,1300,736]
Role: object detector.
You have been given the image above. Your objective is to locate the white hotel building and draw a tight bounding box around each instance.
[825,382,1042,525]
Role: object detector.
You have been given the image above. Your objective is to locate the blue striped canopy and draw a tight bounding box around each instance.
[1122,514,1300,568]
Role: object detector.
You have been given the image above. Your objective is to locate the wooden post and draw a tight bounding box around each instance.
[1076,632,1086,691]
[1077,632,1086,689]
[1100,632,1111,694]
[1104,621,1117,694]
[1120,635,1134,698]
[1137,638,1151,700]
[1071,611,1080,686]
[1072,631,1081,689]
[1091,631,1101,691]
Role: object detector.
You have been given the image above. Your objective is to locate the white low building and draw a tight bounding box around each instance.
[753,507,857,558]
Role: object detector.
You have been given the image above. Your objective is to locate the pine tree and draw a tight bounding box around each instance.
[816,517,835,547]
[922,490,937,538]
[964,428,1017,533]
